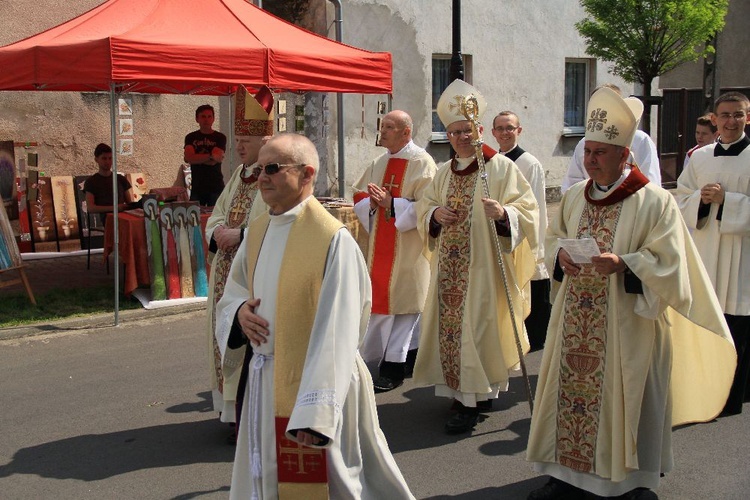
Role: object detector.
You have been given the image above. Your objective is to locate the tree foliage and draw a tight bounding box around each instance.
[263,0,310,24]
[576,0,728,88]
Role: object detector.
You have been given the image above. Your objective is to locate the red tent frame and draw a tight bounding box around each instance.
[0,0,393,323]
[0,0,392,95]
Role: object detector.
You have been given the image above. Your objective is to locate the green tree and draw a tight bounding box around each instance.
[576,0,728,133]
[263,0,310,24]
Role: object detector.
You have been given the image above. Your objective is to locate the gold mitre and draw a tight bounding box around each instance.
[585,87,643,148]
[437,79,487,128]
[234,85,275,136]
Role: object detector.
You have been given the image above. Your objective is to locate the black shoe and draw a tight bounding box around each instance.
[372,376,403,393]
[616,488,658,500]
[477,399,493,411]
[527,477,581,500]
[444,411,480,434]
[404,349,418,378]
[226,429,237,446]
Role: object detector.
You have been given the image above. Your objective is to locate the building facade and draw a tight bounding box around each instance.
[657,0,749,184]
[1,0,648,199]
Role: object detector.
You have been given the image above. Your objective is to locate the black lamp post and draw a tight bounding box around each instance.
[450,0,463,82]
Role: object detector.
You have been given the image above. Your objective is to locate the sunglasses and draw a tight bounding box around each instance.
[254,163,306,176]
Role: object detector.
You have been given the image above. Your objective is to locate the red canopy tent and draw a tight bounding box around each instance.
[0,0,392,323]
[0,0,392,95]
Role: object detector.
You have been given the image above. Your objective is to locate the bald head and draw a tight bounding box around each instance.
[385,110,413,131]
[257,134,320,214]
[262,133,319,175]
[379,110,413,153]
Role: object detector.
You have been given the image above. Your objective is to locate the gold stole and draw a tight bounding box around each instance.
[555,201,622,473]
[437,169,478,390]
[245,198,343,499]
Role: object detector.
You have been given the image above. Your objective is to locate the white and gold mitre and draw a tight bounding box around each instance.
[437,79,487,128]
[584,87,643,147]
[234,85,275,136]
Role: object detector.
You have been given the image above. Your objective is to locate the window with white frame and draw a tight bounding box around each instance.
[432,54,472,141]
[564,59,593,135]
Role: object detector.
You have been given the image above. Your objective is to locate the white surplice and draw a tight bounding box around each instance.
[675,134,750,315]
[216,197,414,500]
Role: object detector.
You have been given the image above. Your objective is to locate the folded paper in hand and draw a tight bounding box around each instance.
[557,238,601,264]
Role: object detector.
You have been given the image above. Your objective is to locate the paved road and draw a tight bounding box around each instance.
[1,312,748,499]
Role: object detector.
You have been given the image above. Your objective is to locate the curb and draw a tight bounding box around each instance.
[0,302,207,341]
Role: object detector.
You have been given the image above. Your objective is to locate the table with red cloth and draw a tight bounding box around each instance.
[104,210,210,296]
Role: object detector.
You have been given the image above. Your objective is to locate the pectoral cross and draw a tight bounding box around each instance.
[228,204,245,226]
[383,174,400,193]
[447,193,463,211]
[278,439,324,475]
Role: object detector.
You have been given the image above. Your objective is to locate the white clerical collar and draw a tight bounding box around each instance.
[389,140,422,159]
[718,133,747,149]
[454,155,476,171]
[499,144,518,155]
[589,169,630,200]
[269,195,313,223]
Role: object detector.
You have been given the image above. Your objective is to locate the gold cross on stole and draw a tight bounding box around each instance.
[228,204,245,226]
[278,438,325,475]
[383,174,400,192]
[447,193,463,210]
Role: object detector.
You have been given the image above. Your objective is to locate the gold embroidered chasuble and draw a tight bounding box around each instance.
[245,198,342,499]
[352,146,437,315]
[206,163,261,403]
[413,148,539,403]
[527,171,736,484]
[555,197,621,473]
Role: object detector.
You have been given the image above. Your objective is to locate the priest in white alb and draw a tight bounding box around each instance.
[526,87,736,500]
[353,109,437,392]
[215,133,414,499]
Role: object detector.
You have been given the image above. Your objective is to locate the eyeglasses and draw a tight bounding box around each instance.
[493,125,519,133]
[716,112,748,121]
[446,128,474,138]
[254,163,306,176]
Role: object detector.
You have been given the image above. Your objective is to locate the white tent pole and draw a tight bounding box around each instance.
[109,83,120,326]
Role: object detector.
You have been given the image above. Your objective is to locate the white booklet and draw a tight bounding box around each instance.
[558,238,601,264]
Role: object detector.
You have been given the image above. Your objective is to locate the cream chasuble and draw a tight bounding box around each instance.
[352,141,437,315]
[205,163,263,421]
[215,197,414,500]
[413,148,539,406]
[527,172,736,496]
